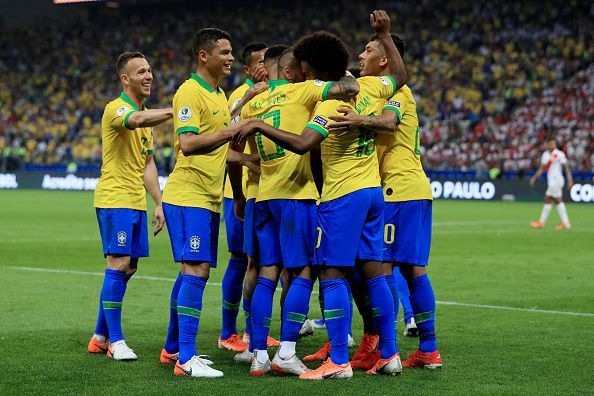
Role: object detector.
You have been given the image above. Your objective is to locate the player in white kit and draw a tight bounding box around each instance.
[529,137,573,230]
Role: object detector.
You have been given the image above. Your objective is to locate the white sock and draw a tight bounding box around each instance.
[539,203,553,224]
[93,334,107,343]
[557,202,570,225]
[278,341,296,359]
[255,349,269,364]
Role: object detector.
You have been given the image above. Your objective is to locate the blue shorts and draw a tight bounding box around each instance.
[163,203,220,266]
[223,198,244,255]
[243,198,258,258]
[315,187,384,267]
[255,199,316,268]
[96,208,149,258]
[383,200,432,266]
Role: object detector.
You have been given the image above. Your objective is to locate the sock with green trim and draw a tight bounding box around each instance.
[281,277,313,343]
[177,274,206,364]
[408,274,437,352]
[251,277,276,351]
[100,269,126,343]
[163,271,183,353]
[366,275,397,358]
[321,278,349,365]
[221,257,247,340]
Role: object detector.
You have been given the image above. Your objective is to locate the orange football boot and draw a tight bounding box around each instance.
[555,223,570,230]
[402,350,442,369]
[530,221,544,228]
[366,353,402,376]
[303,342,330,361]
[160,348,179,364]
[299,358,352,380]
[87,337,108,354]
[218,334,248,352]
[350,333,380,370]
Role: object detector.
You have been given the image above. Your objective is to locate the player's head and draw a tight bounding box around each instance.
[116,52,152,99]
[547,136,558,151]
[359,33,405,77]
[293,31,349,82]
[242,42,267,82]
[263,44,289,80]
[279,49,305,83]
[193,28,233,79]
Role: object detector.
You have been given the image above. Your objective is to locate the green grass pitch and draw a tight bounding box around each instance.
[0,190,593,394]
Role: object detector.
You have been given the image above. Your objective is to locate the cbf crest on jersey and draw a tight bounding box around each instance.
[190,235,201,252]
[117,231,127,246]
[178,106,192,122]
[116,106,131,116]
[378,76,391,86]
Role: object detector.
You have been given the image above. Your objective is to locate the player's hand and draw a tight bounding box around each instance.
[252,63,268,83]
[529,176,536,186]
[246,82,268,100]
[152,204,165,236]
[234,196,246,221]
[370,10,391,35]
[241,153,261,174]
[328,106,360,136]
[234,119,260,144]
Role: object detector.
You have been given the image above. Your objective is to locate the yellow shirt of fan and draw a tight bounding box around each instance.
[94,92,153,210]
[376,84,432,202]
[224,79,256,200]
[304,76,397,202]
[240,79,333,202]
[162,73,231,212]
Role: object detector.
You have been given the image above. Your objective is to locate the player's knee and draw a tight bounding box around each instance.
[399,264,426,280]
[106,255,131,272]
[183,261,211,280]
[259,264,280,281]
[319,266,346,280]
[358,260,383,279]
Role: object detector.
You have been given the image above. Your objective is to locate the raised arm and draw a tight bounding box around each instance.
[370,10,407,90]
[325,73,360,100]
[127,108,173,129]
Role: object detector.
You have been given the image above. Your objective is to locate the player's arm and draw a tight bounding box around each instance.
[529,164,546,186]
[143,154,165,235]
[236,118,323,155]
[126,108,173,129]
[370,10,407,90]
[328,106,398,135]
[564,163,574,189]
[230,82,269,120]
[178,119,250,156]
[325,73,360,100]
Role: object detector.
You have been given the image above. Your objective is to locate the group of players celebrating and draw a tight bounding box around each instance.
[87,10,442,379]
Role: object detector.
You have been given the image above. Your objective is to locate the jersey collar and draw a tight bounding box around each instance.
[245,78,254,87]
[268,79,290,92]
[119,91,145,111]
[191,73,222,94]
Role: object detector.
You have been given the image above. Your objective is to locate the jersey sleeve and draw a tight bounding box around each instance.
[382,90,408,122]
[359,76,398,100]
[559,151,568,165]
[304,101,340,139]
[540,152,549,166]
[146,128,154,154]
[107,102,137,131]
[297,80,334,106]
[174,85,202,135]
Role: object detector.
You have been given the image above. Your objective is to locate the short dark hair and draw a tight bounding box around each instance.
[193,28,231,60]
[370,33,405,57]
[116,52,145,74]
[293,31,349,81]
[278,48,295,70]
[242,42,267,66]
[264,44,289,65]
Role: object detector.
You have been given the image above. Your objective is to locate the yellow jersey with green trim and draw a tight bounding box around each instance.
[304,76,397,202]
[240,79,333,202]
[224,79,256,200]
[94,92,153,210]
[162,73,231,212]
[376,84,432,202]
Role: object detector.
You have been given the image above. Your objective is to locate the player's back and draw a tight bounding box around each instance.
[241,79,332,202]
[376,84,432,202]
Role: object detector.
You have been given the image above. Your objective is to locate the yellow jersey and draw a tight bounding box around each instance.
[376,84,432,202]
[162,73,231,212]
[224,79,256,200]
[94,92,153,210]
[304,76,397,202]
[240,79,333,202]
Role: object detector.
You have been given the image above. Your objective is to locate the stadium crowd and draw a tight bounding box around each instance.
[0,0,592,173]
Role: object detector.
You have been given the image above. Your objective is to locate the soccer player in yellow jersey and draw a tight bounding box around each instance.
[236,39,360,377]
[236,11,408,379]
[89,52,172,361]
[329,31,442,369]
[219,43,268,353]
[158,28,252,379]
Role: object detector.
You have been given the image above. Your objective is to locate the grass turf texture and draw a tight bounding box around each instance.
[0,189,593,394]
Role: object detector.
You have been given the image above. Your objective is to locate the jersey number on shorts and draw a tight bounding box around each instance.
[384,223,395,245]
[256,110,286,161]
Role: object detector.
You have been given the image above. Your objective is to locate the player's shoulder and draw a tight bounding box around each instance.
[104,95,134,118]
[315,98,349,114]
[358,75,395,88]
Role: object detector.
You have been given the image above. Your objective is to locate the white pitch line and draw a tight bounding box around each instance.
[5,266,594,318]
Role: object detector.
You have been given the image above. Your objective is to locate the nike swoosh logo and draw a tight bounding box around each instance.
[213,110,219,115]
[179,365,192,376]
[322,369,346,379]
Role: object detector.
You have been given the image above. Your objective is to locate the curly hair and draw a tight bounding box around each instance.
[293,31,349,81]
